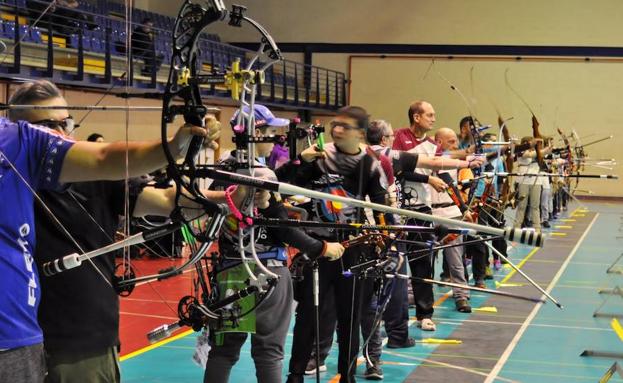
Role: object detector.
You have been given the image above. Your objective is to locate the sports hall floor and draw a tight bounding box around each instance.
[117,201,623,382]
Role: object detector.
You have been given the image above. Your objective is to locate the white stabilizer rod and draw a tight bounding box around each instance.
[277,182,544,247]
[42,231,146,276]
[212,170,544,247]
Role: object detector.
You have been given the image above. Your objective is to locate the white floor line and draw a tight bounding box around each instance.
[484,213,599,383]
[439,318,614,332]
[384,350,518,383]
[121,297,180,304]
[119,311,179,320]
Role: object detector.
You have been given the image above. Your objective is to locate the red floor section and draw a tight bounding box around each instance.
[118,244,294,356]
[118,256,198,356]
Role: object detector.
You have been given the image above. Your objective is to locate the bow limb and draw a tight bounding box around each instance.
[555,126,573,190]
[154,1,293,332]
[504,70,544,166]
[205,6,286,295]
[504,69,537,116]
[504,69,547,205]
[471,67,517,217]
[570,130,587,192]
[434,70,484,209]
[531,115,545,168]
[435,70,477,118]
[499,116,516,209]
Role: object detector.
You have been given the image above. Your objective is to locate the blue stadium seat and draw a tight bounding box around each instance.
[90,35,103,53]
[30,26,42,44]
[68,34,79,48]
[1,21,15,39]
[18,24,32,42]
[69,33,93,51]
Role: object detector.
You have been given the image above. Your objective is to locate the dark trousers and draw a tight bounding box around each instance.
[308,292,337,363]
[0,343,46,383]
[466,234,487,283]
[45,346,120,383]
[382,260,409,344]
[299,277,382,372]
[405,206,435,320]
[480,207,508,261]
[360,278,383,366]
[289,249,366,382]
[552,189,561,216]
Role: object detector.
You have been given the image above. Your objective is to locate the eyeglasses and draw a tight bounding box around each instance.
[32,115,79,135]
[330,120,359,130]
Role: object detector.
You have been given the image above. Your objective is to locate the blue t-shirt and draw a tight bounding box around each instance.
[0,118,74,349]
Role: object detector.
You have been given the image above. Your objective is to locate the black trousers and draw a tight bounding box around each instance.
[360,278,383,366]
[381,260,409,344]
[468,212,490,282]
[480,207,508,260]
[308,278,381,367]
[469,207,508,282]
[404,206,435,320]
[288,248,367,382]
[552,189,561,216]
[308,292,336,362]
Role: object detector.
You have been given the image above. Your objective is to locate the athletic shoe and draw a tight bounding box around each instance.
[305,358,327,375]
[387,337,416,348]
[455,298,472,313]
[364,364,384,380]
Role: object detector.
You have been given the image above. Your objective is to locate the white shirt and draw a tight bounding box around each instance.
[404,137,438,208]
[517,153,541,185]
[430,165,462,219]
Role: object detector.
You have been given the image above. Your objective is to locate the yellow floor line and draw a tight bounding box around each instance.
[554,225,573,229]
[500,247,540,284]
[120,329,194,362]
[559,219,576,222]
[550,232,567,237]
[611,319,623,343]
[420,338,462,344]
[473,306,498,313]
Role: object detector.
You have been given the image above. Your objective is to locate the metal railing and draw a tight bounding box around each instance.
[0,0,347,110]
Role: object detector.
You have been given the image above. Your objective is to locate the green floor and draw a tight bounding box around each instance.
[497,202,623,383]
[121,201,623,382]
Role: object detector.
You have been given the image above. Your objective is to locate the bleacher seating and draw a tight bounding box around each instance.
[0,20,16,39]
[0,0,344,109]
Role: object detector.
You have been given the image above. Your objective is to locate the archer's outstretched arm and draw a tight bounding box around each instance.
[58,116,220,183]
